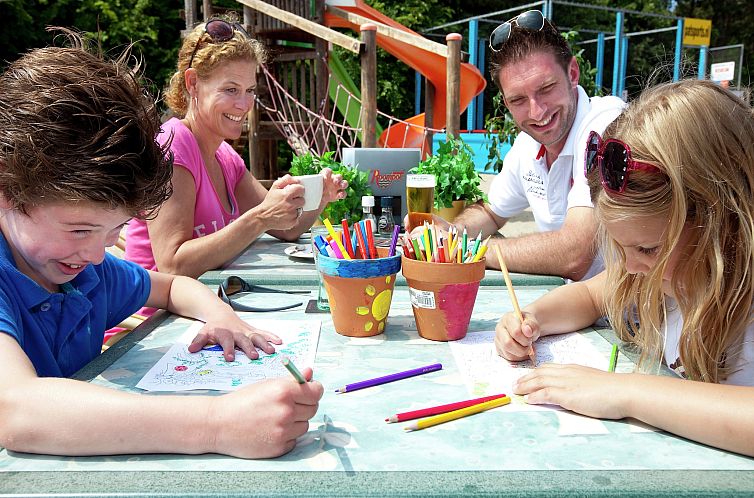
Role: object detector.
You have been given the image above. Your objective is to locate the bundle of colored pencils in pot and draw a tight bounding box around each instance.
[401,223,489,264]
[313,218,402,260]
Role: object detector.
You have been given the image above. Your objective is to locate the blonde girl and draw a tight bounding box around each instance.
[495,79,754,456]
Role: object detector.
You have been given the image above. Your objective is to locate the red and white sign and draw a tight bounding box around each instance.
[711,61,735,82]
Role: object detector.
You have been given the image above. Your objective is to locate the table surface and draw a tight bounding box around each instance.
[2,285,754,497]
[198,233,566,287]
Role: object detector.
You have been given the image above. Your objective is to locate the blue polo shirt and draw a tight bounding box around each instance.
[0,234,151,377]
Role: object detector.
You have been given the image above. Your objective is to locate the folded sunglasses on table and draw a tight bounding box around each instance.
[218,275,308,312]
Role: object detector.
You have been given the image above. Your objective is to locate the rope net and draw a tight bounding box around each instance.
[256,62,443,160]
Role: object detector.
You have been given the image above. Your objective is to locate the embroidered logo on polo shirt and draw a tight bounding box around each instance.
[522,169,546,200]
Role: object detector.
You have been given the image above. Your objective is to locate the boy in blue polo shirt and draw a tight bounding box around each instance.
[0,32,323,458]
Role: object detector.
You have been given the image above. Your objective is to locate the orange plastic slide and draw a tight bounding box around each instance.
[324,0,486,149]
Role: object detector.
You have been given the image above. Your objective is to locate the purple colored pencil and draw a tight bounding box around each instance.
[334,363,442,393]
[388,224,401,256]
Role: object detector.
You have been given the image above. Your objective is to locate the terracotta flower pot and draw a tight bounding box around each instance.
[432,199,466,223]
[401,255,485,341]
[317,250,401,337]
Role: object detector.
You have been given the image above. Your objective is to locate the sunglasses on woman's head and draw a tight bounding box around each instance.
[489,10,546,52]
[584,131,660,194]
[188,19,251,69]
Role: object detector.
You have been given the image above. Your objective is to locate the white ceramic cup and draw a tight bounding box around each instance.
[295,174,324,211]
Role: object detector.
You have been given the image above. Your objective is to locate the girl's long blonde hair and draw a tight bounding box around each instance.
[589,79,754,382]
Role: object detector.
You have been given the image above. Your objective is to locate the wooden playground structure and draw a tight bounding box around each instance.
[181,0,482,184]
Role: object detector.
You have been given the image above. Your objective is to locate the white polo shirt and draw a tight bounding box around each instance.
[487,86,625,280]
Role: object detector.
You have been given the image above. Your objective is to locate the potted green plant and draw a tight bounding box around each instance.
[410,136,486,221]
[289,151,373,224]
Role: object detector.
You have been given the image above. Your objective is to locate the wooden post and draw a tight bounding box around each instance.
[360,23,377,148]
[424,78,435,155]
[202,0,212,21]
[314,0,329,152]
[184,0,196,30]
[445,33,462,139]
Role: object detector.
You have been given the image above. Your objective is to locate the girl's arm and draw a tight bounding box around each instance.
[496,272,607,361]
[515,365,754,457]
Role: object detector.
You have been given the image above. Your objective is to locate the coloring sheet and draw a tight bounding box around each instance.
[136,319,320,392]
[449,330,608,412]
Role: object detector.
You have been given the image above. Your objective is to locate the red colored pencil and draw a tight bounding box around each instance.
[341,219,354,258]
[385,393,508,423]
[354,222,368,259]
[365,219,377,258]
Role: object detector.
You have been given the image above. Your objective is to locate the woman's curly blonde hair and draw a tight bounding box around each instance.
[165,14,267,118]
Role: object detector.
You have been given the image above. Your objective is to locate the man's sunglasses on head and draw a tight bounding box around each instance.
[489,10,546,52]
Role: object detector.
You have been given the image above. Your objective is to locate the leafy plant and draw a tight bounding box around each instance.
[409,136,486,209]
[289,151,372,223]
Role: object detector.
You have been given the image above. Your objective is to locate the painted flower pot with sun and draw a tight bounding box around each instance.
[316,250,401,337]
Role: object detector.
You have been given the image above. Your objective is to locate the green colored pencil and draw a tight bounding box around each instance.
[281,355,306,384]
[608,344,619,373]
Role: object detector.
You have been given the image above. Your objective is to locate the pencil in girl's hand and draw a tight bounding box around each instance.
[404,396,511,431]
[386,393,508,423]
[494,245,536,367]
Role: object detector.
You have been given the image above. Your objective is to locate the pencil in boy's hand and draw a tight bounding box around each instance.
[281,355,306,384]
[494,245,537,367]
[386,393,508,423]
[403,396,511,431]
[335,363,442,393]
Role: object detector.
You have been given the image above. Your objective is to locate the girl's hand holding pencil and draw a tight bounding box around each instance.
[494,309,541,363]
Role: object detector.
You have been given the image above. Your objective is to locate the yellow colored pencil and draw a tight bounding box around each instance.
[423,223,432,262]
[323,218,352,260]
[471,236,491,262]
[404,396,511,431]
[494,245,536,367]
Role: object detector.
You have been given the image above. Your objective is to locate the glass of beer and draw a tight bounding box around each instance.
[406,174,436,231]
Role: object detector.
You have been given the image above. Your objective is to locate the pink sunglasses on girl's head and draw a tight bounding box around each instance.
[585,131,661,194]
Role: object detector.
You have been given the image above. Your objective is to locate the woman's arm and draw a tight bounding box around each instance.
[149,167,297,278]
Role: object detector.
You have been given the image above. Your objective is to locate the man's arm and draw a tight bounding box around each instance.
[455,204,598,280]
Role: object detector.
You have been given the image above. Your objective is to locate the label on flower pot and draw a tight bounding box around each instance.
[409,287,436,309]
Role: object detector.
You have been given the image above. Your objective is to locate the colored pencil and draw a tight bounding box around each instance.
[423,223,431,262]
[335,363,442,393]
[388,224,401,256]
[328,239,344,259]
[365,218,378,258]
[354,222,368,259]
[385,393,508,423]
[608,344,619,372]
[404,396,511,431]
[471,235,491,262]
[341,219,354,258]
[494,245,536,368]
[323,219,351,260]
[359,220,372,259]
[281,355,306,384]
[461,228,468,259]
[471,230,483,256]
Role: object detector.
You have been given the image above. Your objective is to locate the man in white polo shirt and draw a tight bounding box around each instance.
[453,10,625,281]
